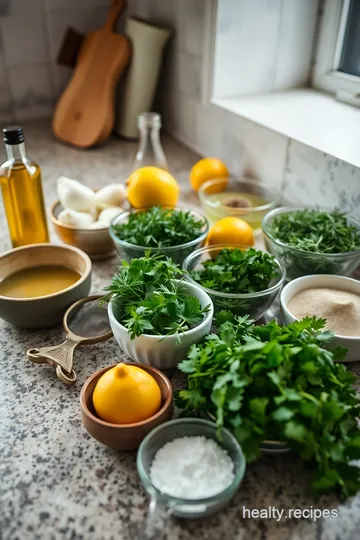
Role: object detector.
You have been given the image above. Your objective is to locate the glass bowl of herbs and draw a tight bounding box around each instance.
[109,206,209,264]
[262,207,360,281]
[183,245,285,320]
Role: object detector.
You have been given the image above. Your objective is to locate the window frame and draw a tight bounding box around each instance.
[313,0,360,95]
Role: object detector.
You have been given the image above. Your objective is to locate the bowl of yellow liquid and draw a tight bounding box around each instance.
[0,244,91,328]
[198,178,278,231]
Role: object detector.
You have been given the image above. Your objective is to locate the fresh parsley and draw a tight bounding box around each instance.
[177,312,360,499]
[102,253,209,339]
[191,248,279,294]
[111,206,205,248]
[269,208,360,254]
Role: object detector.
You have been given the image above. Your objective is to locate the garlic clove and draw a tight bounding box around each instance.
[58,208,95,229]
[57,176,96,212]
[89,221,108,230]
[95,184,127,210]
[98,207,124,225]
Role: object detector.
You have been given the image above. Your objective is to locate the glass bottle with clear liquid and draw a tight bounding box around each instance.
[0,126,49,248]
[133,112,168,171]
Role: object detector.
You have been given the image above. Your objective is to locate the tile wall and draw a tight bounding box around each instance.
[0,0,113,121]
[0,0,359,216]
[142,0,360,216]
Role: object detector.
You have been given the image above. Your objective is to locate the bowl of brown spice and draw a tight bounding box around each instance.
[280,274,360,362]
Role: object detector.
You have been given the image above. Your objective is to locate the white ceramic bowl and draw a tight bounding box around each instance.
[280,274,360,362]
[108,280,214,369]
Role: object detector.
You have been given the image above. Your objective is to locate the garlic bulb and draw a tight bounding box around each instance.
[95,184,127,210]
[98,207,124,225]
[57,176,96,212]
[58,209,95,228]
[89,221,108,229]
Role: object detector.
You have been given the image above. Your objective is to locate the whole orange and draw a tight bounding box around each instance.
[127,166,180,208]
[92,363,161,424]
[206,217,254,247]
[189,157,229,192]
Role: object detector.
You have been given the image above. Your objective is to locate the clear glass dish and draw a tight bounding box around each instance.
[198,411,290,455]
[137,418,246,520]
[262,206,360,281]
[198,177,278,230]
[109,207,209,265]
[182,245,285,320]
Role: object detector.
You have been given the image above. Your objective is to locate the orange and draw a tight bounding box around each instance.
[206,217,254,248]
[127,166,180,208]
[92,363,161,424]
[189,157,229,192]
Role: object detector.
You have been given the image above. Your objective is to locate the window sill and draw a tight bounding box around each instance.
[213,89,360,168]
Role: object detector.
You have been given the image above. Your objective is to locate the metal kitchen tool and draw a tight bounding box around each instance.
[27,295,112,385]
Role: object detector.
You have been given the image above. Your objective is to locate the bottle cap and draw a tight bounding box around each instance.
[3,126,24,145]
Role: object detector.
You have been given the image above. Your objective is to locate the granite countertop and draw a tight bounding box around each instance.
[1,120,360,540]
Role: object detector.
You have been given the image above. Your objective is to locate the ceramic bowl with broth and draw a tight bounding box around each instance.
[0,244,91,328]
[198,178,278,230]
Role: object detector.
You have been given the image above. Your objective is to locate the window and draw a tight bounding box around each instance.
[313,0,360,98]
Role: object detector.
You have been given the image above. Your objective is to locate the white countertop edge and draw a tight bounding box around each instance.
[213,89,360,168]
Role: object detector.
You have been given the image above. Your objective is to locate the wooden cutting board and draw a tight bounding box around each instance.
[52,0,131,149]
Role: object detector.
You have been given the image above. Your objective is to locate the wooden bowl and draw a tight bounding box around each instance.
[0,243,92,328]
[51,201,116,259]
[80,363,173,450]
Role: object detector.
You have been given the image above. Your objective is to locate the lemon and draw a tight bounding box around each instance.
[127,166,180,208]
[189,157,229,192]
[206,216,254,248]
[93,363,162,424]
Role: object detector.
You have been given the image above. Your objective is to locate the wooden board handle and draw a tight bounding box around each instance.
[105,0,126,31]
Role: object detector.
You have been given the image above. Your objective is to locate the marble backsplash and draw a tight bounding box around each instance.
[148,0,360,217]
[0,0,359,217]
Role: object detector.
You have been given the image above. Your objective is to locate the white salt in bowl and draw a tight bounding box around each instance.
[137,418,246,519]
[280,274,360,362]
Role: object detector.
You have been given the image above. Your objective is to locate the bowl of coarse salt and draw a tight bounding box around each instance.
[136,418,246,520]
[281,274,360,362]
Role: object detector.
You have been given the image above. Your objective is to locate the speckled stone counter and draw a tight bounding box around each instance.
[1,120,360,540]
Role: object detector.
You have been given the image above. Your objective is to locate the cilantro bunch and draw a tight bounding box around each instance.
[178,312,360,499]
[191,248,279,294]
[111,206,205,248]
[102,254,209,339]
[268,208,360,254]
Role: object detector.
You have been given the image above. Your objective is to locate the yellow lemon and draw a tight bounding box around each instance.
[93,363,162,424]
[189,157,229,192]
[206,217,254,248]
[127,166,180,208]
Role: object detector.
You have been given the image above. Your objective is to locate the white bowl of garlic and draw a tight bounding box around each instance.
[51,177,127,259]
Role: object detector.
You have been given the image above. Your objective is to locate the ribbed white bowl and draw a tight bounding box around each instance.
[108,280,214,369]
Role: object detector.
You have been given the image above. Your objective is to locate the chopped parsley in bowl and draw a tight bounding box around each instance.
[183,245,285,320]
[110,206,209,264]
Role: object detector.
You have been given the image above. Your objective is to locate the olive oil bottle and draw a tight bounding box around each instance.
[0,126,49,247]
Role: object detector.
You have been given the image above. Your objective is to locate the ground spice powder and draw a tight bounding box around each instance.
[287,287,360,337]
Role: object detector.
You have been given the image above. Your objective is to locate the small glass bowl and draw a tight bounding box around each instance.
[137,418,246,519]
[198,412,290,455]
[109,207,209,265]
[262,207,360,281]
[182,245,285,320]
[198,177,278,230]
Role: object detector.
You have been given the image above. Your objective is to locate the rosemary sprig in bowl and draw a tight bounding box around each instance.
[262,207,360,280]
